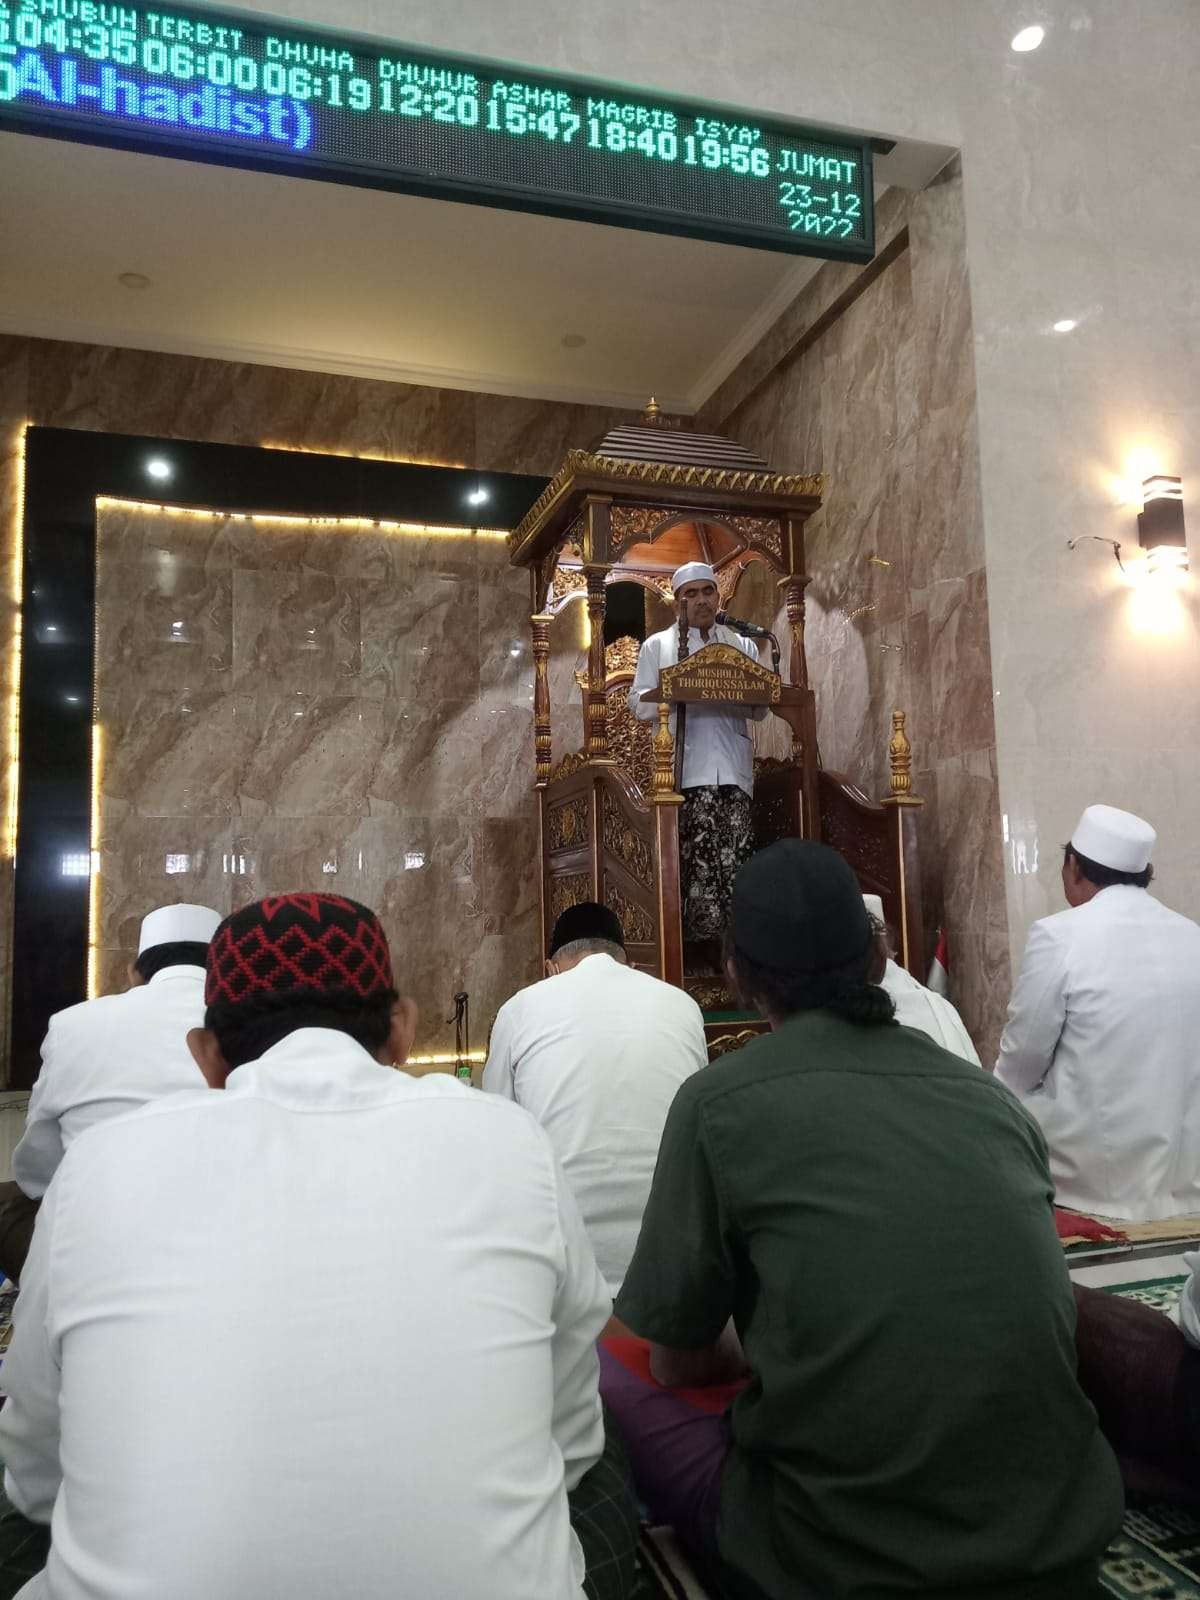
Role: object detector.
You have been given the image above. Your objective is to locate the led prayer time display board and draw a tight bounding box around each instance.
[0,1,875,259]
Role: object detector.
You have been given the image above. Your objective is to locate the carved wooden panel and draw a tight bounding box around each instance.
[818,776,891,884]
[602,789,653,887]
[547,751,589,784]
[752,761,803,849]
[610,505,676,557]
[726,515,783,562]
[606,884,654,945]
[705,1025,767,1060]
[607,691,653,797]
[547,794,590,854]
[548,872,592,926]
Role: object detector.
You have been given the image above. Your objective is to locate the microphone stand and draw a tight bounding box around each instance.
[445,991,471,1084]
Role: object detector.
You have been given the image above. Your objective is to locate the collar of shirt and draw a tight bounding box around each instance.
[224,1027,458,1111]
[147,965,206,986]
[883,958,925,993]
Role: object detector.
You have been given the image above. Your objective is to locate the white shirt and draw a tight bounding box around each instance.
[1182,1253,1200,1350]
[995,886,1200,1221]
[0,1029,609,1600]
[628,624,767,795]
[12,965,207,1199]
[879,960,981,1065]
[483,954,707,1294]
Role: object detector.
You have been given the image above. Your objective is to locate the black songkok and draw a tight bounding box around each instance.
[731,841,871,972]
[549,901,626,957]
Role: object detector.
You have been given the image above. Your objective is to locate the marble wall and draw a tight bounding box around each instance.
[91,502,537,1058]
[0,334,637,1074]
[705,168,1009,1061]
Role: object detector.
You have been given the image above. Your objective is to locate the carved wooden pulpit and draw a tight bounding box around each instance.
[507,405,925,1047]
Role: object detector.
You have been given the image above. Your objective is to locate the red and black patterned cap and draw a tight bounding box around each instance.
[206,894,395,1008]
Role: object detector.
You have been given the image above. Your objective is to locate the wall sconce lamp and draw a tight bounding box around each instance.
[1137,476,1187,579]
[1067,475,1187,583]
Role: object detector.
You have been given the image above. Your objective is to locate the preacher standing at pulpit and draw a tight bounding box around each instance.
[629,562,767,943]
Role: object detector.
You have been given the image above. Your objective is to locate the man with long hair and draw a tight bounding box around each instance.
[604,840,1121,1600]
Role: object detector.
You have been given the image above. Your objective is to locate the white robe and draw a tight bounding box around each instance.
[483,953,708,1293]
[879,959,980,1066]
[12,965,207,1198]
[995,886,1200,1221]
[628,624,767,795]
[0,1029,609,1599]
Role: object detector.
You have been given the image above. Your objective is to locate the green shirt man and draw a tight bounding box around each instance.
[613,841,1122,1600]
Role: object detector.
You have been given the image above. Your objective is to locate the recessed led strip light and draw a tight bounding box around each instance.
[4,423,29,863]
[94,497,509,539]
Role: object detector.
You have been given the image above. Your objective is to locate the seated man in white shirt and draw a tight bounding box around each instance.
[484,902,708,1295]
[996,803,1200,1220]
[863,895,980,1065]
[0,892,627,1600]
[0,902,221,1285]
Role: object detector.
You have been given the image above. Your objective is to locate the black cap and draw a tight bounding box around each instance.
[549,901,625,956]
[731,840,871,973]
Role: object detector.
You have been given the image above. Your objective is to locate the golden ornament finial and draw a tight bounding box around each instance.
[642,396,661,422]
[887,709,912,798]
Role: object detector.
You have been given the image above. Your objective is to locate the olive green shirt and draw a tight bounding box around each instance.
[616,1011,1122,1600]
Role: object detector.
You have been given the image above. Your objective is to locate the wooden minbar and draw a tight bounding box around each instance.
[508,403,925,1056]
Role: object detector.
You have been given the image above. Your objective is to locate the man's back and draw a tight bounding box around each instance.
[879,960,980,1065]
[1,1029,609,1600]
[12,967,207,1198]
[484,955,707,1293]
[997,886,1200,1218]
[618,1011,1122,1600]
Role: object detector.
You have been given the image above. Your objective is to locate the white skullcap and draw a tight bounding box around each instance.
[137,902,222,954]
[1070,804,1156,874]
[862,894,885,923]
[671,561,716,592]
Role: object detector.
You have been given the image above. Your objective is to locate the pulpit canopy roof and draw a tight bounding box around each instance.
[507,404,824,571]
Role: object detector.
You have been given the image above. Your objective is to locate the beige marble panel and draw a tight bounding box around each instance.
[367,699,483,820]
[238,696,386,822]
[232,569,360,697]
[359,570,480,701]
[474,396,628,476]
[92,501,542,1060]
[97,561,232,695]
[98,688,253,822]
[95,817,232,950]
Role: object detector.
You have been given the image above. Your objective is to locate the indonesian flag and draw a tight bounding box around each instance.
[927,928,950,996]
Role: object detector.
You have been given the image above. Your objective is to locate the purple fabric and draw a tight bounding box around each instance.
[597,1344,729,1561]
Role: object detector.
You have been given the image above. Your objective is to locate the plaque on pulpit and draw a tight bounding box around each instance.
[653,642,782,706]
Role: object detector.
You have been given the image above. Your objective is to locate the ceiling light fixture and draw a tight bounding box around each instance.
[146,457,172,481]
[1052,318,1077,333]
[466,487,490,506]
[117,271,152,290]
[561,333,587,349]
[1011,24,1045,50]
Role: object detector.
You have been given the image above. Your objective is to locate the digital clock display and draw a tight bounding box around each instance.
[0,0,875,259]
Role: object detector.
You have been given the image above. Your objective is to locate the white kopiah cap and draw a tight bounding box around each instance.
[862,894,885,923]
[1070,804,1156,874]
[671,561,716,592]
[137,902,222,954]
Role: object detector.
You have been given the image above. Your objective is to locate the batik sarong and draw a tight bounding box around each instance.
[679,784,754,942]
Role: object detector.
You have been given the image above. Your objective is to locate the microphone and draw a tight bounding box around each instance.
[716,610,773,640]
